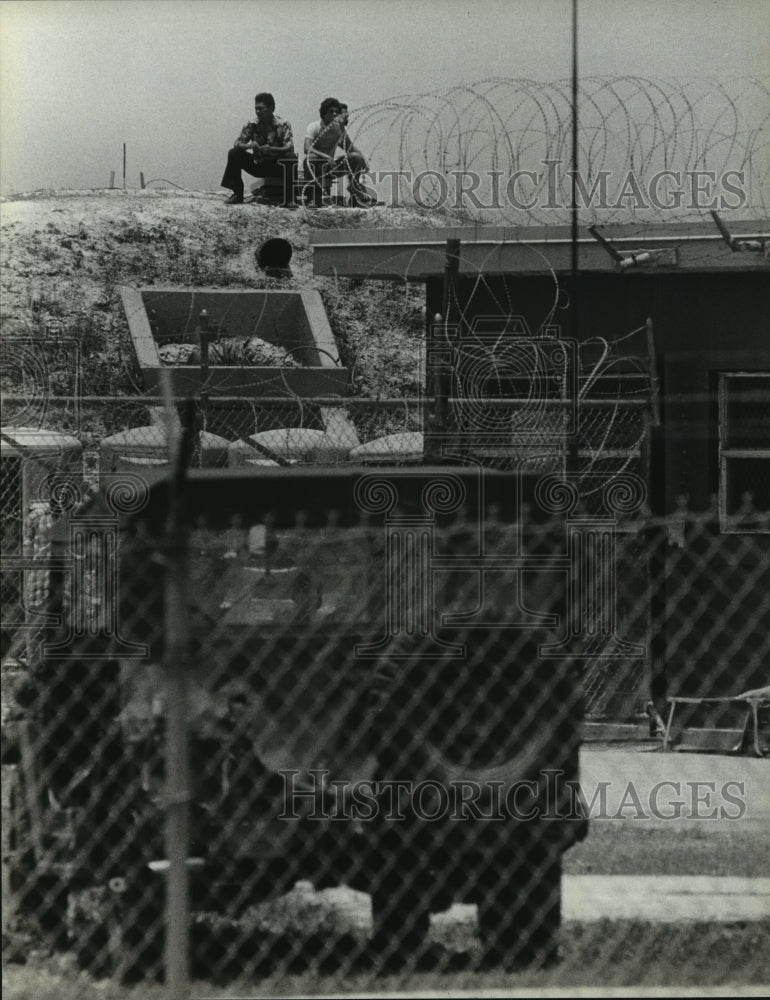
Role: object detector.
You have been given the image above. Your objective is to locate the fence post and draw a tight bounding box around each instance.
[1,764,19,934]
[425,239,459,462]
[196,310,210,467]
[161,374,194,998]
[440,239,460,449]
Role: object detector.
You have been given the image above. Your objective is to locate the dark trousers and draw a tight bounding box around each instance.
[304,151,369,204]
[220,147,299,203]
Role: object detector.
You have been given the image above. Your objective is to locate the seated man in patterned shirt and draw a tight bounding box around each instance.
[304,98,373,207]
[220,92,298,206]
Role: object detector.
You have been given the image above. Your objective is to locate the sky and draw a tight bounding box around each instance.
[0,0,768,196]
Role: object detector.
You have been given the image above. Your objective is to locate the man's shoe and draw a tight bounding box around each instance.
[224,192,244,205]
[348,191,378,208]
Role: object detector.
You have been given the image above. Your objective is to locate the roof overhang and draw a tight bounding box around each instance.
[310,219,770,280]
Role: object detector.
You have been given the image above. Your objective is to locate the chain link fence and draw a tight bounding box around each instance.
[2,454,769,994]
[1,389,647,469]
[1,389,648,708]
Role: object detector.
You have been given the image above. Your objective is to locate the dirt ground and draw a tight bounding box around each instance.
[0,186,456,300]
[0,188,471,411]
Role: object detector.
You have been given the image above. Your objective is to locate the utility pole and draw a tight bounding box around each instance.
[568,0,580,474]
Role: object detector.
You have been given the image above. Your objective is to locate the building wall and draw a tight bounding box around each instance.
[426,270,770,707]
[426,271,770,512]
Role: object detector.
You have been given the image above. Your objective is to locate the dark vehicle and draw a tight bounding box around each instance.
[22,466,586,975]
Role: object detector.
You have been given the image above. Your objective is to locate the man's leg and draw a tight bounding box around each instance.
[304,159,332,206]
[300,157,317,205]
[332,152,375,206]
[249,155,299,206]
[278,154,299,206]
[220,147,258,200]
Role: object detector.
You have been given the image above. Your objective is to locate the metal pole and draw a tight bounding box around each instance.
[197,310,210,468]
[123,143,127,191]
[430,238,460,462]
[646,317,661,429]
[570,0,579,288]
[160,370,192,999]
[568,0,580,473]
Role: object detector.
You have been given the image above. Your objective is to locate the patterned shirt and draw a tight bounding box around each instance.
[235,113,294,152]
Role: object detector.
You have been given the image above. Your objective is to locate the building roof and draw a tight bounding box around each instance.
[310,218,770,280]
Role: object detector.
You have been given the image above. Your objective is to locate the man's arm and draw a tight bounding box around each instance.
[262,142,294,157]
[303,124,316,157]
[234,122,256,150]
[234,123,268,161]
[304,121,333,160]
[261,118,295,158]
[341,128,365,162]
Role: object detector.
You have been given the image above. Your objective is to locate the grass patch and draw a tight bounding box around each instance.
[5,920,769,998]
[565,821,770,878]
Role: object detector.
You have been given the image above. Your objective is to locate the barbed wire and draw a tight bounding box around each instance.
[348,76,770,224]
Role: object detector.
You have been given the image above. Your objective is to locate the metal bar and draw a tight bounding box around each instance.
[160,370,191,999]
[568,0,580,478]
[433,555,571,571]
[662,702,678,751]
[197,310,210,467]
[309,227,770,250]
[710,209,736,250]
[4,391,763,405]
[576,449,643,458]
[588,224,625,264]
[646,317,661,428]
[440,239,460,448]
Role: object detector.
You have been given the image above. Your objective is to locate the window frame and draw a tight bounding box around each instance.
[718,371,770,533]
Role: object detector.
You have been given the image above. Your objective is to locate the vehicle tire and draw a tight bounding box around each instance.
[364,827,434,971]
[476,840,562,969]
[369,881,431,972]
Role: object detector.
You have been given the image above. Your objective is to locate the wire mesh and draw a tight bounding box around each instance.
[2,464,768,991]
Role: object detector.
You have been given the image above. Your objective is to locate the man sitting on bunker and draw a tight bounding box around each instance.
[221,91,298,206]
[304,98,373,206]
